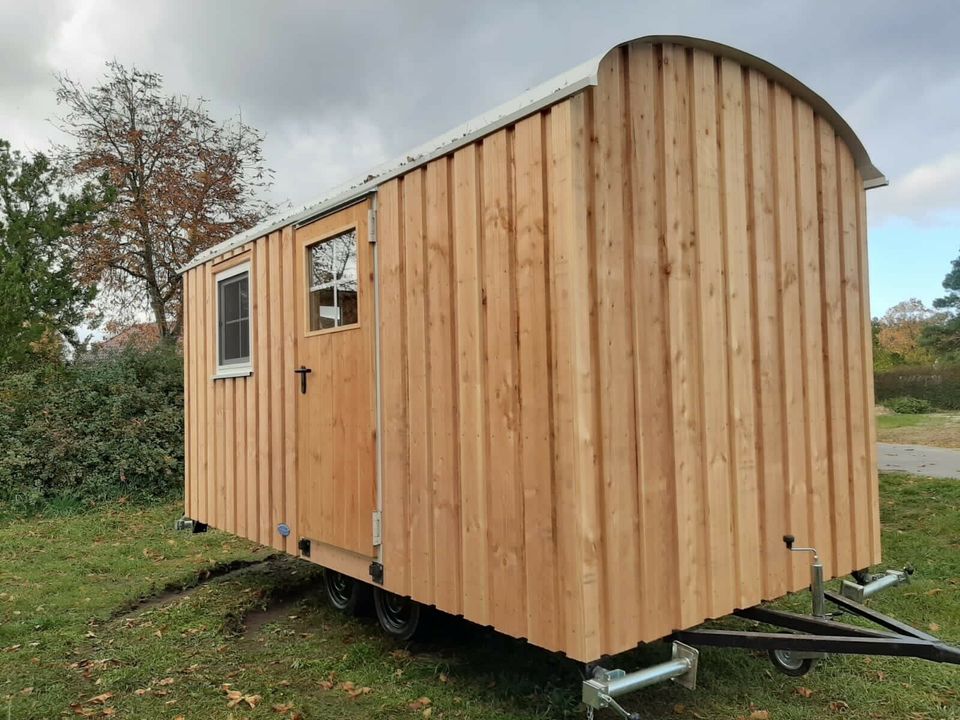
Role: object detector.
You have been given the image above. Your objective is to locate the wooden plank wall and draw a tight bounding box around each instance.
[183,231,300,556]
[376,40,878,662]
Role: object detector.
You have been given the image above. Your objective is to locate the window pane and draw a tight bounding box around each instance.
[339,288,358,326]
[238,276,249,321]
[239,317,249,360]
[224,320,241,362]
[220,277,241,323]
[309,287,337,330]
[336,230,357,281]
[310,240,336,287]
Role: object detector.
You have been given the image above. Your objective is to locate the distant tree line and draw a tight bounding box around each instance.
[874,260,960,370]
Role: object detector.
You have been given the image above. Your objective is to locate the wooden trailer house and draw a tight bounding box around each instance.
[180,35,885,664]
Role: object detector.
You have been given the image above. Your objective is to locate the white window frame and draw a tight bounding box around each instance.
[307,229,359,331]
[214,261,253,379]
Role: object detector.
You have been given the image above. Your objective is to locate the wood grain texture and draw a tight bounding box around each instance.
[183,38,880,662]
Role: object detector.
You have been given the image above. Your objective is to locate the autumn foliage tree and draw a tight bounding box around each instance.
[56,62,273,337]
[875,298,945,366]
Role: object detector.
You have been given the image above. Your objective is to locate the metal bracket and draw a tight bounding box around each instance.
[175,516,207,533]
[841,568,912,603]
[298,538,311,557]
[369,562,384,585]
[582,642,698,718]
[372,511,382,546]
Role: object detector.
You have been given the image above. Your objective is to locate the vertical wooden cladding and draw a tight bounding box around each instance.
[581,42,878,651]
[379,112,578,653]
[183,231,299,556]
[377,39,878,662]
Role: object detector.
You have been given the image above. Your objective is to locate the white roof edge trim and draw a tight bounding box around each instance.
[181,35,885,274]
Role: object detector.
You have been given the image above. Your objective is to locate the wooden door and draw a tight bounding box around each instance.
[295,200,377,558]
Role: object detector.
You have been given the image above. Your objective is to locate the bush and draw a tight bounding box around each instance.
[875,364,960,410]
[0,343,183,511]
[884,396,933,414]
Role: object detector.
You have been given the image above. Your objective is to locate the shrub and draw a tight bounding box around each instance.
[0,343,183,511]
[883,396,933,414]
[875,364,960,410]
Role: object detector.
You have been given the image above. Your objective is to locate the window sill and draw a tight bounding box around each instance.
[212,366,253,380]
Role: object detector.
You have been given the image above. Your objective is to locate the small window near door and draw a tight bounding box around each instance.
[216,262,252,376]
[308,229,358,331]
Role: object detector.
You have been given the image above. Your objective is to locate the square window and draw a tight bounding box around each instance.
[307,229,359,331]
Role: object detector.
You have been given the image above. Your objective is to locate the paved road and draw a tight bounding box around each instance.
[877,442,960,480]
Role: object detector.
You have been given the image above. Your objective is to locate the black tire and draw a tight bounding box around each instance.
[373,588,428,641]
[768,648,817,677]
[322,569,370,615]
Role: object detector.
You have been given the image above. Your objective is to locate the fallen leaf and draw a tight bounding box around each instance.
[341,681,355,693]
[101,708,116,717]
[174,716,185,720]
[925,588,943,596]
[438,672,448,684]
[673,703,686,714]
[830,700,850,713]
[423,708,432,719]
[409,697,432,711]
[88,693,113,705]
[2,644,21,652]
[273,703,294,713]
[133,688,149,697]
[750,711,769,720]
[157,677,175,686]
[929,622,941,632]
[19,687,33,695]
[795,686,813,698]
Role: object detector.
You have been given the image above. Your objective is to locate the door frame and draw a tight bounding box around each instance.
[292,194,383,575]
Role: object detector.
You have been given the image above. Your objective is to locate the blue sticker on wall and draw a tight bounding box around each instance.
[277,523,291,537]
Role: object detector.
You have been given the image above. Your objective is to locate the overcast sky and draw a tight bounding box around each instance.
[2,0,959,315]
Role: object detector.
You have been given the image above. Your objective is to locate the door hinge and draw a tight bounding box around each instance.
[368,208,377,243]
[372,511,382,546]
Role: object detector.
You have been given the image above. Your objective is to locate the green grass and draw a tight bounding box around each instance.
[876,411,960,448]
[2,475,959,719]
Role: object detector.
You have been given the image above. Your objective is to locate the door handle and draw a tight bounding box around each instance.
[294,365,312,394]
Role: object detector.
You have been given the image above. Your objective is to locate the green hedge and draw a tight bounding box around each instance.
[0,344,183,510]
[874,365,960,410]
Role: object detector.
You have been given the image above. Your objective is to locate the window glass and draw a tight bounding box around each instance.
[218,271,250,366]
[308,229,358,331]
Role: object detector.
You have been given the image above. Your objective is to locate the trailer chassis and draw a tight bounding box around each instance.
[583,535,959,719]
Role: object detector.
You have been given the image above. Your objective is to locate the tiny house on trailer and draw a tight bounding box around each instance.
[180,36,888,666]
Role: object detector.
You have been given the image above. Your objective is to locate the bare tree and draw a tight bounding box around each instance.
[56,62,273,337]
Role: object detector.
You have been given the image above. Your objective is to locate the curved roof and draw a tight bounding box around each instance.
[182,35,885,273]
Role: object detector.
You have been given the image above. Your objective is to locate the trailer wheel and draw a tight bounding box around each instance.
[768,648,817,676]
[323,570,370,615]
[373,588,427,641]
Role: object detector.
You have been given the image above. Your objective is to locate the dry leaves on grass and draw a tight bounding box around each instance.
[829,700,850,713]
[794,687,814,698]
[221,684,262,709]
[409,697,432,711]
[929,622,941,632]
[738,711,769,720]
[340,681,372,699]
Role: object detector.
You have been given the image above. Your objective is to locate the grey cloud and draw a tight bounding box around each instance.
[1,0,958,221]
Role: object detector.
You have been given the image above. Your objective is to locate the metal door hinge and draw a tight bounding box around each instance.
[372,511,382,546]
[368,208,377,243]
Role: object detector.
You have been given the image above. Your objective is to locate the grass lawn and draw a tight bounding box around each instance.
[876,411,960,448]
[2,474,958,720]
